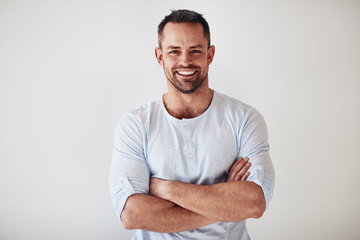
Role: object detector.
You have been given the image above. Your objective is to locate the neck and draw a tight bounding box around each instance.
[163,84,214,119]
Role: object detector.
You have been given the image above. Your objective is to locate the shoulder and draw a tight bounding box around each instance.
[121,97,162,121]
[117,97,163,131]
[214,91,262,120]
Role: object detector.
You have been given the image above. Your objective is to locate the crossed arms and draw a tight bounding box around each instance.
[121,157,266,233]
[112,107,274,233]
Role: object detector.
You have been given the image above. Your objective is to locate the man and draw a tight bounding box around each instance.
[109,9,275,239]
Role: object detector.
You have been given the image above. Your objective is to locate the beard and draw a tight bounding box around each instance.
[164,64,208,94]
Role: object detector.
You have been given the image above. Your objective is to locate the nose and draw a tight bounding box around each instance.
[179,52,192,67]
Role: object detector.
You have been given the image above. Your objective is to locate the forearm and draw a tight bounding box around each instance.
[121,193,216,233]
[160,181,265,222]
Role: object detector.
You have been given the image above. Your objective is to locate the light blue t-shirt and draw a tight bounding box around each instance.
[109,91,275,240]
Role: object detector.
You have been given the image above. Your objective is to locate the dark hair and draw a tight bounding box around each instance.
[158,9,211,49]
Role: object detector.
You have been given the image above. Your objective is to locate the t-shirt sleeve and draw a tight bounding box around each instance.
[109,113,149,221]
[239,107,275,210]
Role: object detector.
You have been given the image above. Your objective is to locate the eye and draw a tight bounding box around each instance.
[169,50,180,54]
[191,50,201,54]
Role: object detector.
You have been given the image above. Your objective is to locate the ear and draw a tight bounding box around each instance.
[207,45,215,65]
[155,47,163,66]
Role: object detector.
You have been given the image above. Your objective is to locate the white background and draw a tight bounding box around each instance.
[1,0,359,239]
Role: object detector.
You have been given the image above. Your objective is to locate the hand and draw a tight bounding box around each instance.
[150,178,169,199]
[226,157,251,182]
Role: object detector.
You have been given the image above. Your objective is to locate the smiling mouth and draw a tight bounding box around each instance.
[176,70,196,76]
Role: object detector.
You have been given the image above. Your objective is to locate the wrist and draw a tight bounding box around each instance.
[163,180,175,201]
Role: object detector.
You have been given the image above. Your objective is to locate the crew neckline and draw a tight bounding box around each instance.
[161,91,217,122]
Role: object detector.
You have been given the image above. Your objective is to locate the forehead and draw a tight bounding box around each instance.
[161,22,207,48]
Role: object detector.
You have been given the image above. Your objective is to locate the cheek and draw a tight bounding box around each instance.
[164,56,177,63]
[163,59,175,69]
[195,56,209,66]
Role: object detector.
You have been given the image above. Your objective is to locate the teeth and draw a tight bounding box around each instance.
[177,71,195,76]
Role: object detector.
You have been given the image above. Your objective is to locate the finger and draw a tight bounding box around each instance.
[227,157,244,182]
[241,171,250,181]
[234,161,251,181]
[228,157,248,182]
[227,157,246,182]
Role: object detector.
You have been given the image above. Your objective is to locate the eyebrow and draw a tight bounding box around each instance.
[190,45,205,49]
[166,45,205,50]
[167,46,181,50]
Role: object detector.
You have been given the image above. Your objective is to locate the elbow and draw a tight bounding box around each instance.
[120,194,150,230]
[121,208,138,230]
[249,183,266,219]
[228,198,265,222]
[243,204,264,220]
[252,205,264,219]
[252,196,266,219]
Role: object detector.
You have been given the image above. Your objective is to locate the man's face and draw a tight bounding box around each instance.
[155,22,215,94]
